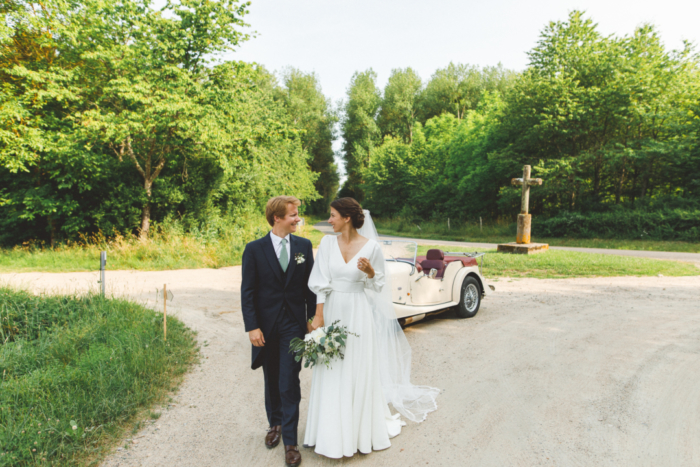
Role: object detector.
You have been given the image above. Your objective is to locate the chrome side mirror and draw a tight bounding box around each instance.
[428,268,438,279]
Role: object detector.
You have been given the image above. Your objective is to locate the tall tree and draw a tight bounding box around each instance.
[377,67,422,144]
[0,0,320,245]
[277,68,339,214]
[78,0,251,239]
[339,69,381,201]
[418,62,514,121]
[500,11,697,213]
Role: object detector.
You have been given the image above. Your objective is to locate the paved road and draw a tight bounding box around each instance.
[314,222,700,265]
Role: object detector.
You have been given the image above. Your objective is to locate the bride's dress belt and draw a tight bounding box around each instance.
[329,280,365,293]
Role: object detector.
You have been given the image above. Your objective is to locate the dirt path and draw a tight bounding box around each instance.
[2,269,699,467]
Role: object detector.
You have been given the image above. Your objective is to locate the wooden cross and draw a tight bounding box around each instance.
[511,165,542,215]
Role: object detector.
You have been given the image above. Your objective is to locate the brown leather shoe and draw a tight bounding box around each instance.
[265,426,281,449]
[285,445,301,466]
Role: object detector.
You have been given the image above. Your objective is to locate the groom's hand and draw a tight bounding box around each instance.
[249,328,265,347]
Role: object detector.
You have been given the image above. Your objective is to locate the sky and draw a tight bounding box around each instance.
[223,0,700,176]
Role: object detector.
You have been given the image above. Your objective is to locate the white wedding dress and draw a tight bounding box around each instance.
[303,235,404,458]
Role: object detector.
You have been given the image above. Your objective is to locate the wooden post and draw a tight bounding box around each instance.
[521,165,531,214]
[498,164,548,254]
[510,165,543,244]
[163,284,167,341]
[448,218,450,230]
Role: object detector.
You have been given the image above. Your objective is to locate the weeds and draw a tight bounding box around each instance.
[0,214,322,273]
[0,288,198,466]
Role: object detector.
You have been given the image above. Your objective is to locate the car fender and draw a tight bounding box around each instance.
[451,266,492,301]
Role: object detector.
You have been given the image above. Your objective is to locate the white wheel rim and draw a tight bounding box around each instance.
[464,283,479,312]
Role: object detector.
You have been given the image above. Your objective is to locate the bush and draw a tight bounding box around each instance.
[537,207,700,241]
[0,288,198,466]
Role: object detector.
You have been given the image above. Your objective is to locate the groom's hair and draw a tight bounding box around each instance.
[266,196,301,226]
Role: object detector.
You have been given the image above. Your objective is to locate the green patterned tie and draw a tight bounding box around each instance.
[279,238,289,272]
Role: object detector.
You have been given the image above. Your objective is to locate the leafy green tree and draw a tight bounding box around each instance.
[377,67,422,144]
[0,0,320,245]
[418,62,514,121]
[74,0,252,238]
[363,137,419,216]
[277,68,339,214]
[339,69,381,201]
[499,11,698,214]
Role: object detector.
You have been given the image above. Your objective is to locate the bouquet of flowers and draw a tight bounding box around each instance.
[289,320,358,369]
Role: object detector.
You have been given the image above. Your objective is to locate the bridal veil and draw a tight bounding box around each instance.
[358,210,440,422]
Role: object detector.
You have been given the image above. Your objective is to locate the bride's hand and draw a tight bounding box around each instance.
[357,257,374,278]
[310,314,324,330]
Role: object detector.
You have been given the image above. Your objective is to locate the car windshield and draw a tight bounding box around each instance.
[379,240,418,265]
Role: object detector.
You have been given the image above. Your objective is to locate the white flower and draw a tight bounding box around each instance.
[295,253,305,264]
[310,328,326,344]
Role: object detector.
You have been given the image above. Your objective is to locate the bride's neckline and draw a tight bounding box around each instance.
[335,236,371,265]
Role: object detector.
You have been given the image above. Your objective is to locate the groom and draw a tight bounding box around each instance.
[241,196,316,467]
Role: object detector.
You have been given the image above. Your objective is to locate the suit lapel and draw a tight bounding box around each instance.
[262,232,282,283]
[284,235,298,289]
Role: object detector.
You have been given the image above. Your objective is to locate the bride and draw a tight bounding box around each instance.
[304,197,439,459]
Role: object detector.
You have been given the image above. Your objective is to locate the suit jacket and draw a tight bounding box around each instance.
[241,232,317,369]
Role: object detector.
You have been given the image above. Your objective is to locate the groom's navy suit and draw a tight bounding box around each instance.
[241,232,316,446]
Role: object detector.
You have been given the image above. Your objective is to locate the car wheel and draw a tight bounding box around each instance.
[456,276,481,318]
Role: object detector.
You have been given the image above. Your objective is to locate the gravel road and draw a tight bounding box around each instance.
[2,266,699,467]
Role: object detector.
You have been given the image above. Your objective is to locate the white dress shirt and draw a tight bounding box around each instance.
[270,231,291,260]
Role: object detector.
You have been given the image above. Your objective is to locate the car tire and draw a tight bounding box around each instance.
[456,276,481,318]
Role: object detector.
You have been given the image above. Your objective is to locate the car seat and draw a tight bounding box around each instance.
[420,249,446,279]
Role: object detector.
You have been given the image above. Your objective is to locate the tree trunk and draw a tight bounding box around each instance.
[123,136,166,241]
[615,158,627,205]
[139,181,152,240]
[49,216,57,248]
[593,151,602,201]
[140,203,150,240]
[639,157,654,199]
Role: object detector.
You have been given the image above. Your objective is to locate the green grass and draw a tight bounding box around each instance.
[375,218,700,253]
[0,214,323,273]
[302,215,327,248]
[416,245,700,279]
[0,288,198,466]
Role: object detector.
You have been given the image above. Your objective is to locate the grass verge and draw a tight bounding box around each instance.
[0,214,322,273]
[0,288,198,466]
[416,245,700,279]
[376,219,700,253]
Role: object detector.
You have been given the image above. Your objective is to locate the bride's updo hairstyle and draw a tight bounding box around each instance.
[330,197,365,229]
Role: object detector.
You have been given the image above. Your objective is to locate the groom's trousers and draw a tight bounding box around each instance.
[262,307,304,446]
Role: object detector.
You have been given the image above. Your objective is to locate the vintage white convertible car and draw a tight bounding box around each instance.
[381,240,494,325]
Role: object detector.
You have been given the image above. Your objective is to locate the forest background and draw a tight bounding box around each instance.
[2,0,699,249]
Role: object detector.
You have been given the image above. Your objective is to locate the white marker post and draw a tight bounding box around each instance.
[99,251,107,297]
[163,284,167,341]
